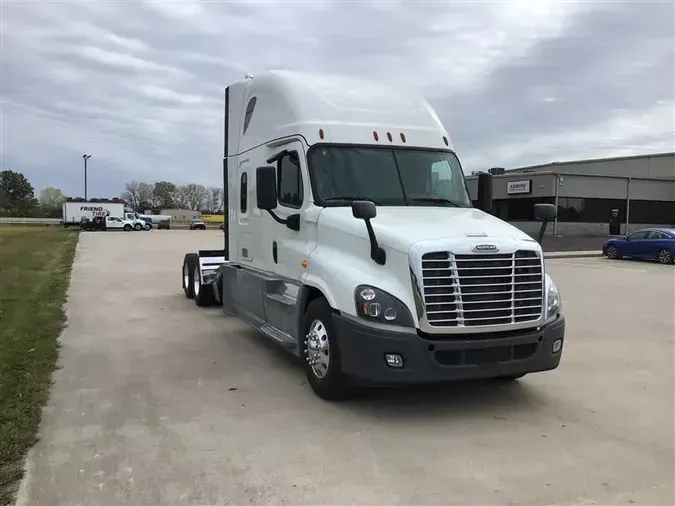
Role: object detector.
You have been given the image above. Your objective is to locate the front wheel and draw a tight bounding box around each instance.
[134,223,142,231]
[303,297,352,401]
[605,244,620,259]
[656,248,673,264]
[123,224,132,231]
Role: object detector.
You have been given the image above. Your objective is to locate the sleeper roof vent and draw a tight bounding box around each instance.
[245,73,254,80]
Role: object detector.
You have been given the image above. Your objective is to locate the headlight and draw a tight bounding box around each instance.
[545,274,562,322]
[354,285,415,327]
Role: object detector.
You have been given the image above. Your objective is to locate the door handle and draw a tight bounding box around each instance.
[272,241,278,263]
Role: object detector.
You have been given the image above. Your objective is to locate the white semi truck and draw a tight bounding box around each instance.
[181,71,565,400]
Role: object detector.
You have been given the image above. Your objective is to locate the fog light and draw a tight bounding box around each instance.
[552,339,562,354]
[385,353,403,368]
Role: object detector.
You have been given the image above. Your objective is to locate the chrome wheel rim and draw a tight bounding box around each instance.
[657,250,670,264]
[607,246,617,259]
[193,266,200,296]
[183,264,189,290]
[305,319,330,379]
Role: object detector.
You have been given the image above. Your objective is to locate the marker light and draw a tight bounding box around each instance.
[443,136,449,146]
[386,132,393,142]
[400,132,406,143]
[373,131,379,141]
[319,129,325,139]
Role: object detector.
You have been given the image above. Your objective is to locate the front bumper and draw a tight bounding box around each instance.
[334,314,565,385]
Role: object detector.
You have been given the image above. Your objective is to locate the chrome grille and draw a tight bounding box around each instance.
[421,250,543,327]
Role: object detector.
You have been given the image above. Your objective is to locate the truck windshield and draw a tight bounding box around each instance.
[307,146,472,207]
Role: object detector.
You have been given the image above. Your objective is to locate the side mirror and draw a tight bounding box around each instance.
[351,201,385,265]
[476,172,493,213]
[352,200,376,220]
[256,166,277,210]
[534,203,557,222]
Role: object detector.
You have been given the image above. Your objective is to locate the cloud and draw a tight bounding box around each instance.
[1,0,673,198]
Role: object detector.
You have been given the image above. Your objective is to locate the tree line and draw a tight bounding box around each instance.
[121,181,224,213]
[0,170,67,218]
[0,169,224,218]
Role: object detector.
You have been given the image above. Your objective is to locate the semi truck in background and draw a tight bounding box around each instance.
[180,71,565,401]
[62,201,150,230]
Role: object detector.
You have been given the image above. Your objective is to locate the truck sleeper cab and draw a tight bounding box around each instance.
[181,71,565,401]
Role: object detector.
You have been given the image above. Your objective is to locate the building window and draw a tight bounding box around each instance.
[278,152,303,208]
[579,198,625,223]
[493,197,555,221]
[243,97,256,135]
[629,200,675,225]
[240,172,247,213]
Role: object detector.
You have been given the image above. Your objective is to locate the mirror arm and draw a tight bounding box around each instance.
[364,219,386,265]
[266,150,288,165]
[266,209,287,225]
[537,220,549,245]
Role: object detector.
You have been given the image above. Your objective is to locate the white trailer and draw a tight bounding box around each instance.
[62,202,125,226]
[62,202,150,230]
[180,71,565,400]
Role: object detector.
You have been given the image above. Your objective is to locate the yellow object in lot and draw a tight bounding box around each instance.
[200,214,225,224]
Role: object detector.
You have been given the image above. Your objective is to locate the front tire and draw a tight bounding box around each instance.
[605,244,620,259]
[123,224,132,231]
[134,223,142,231]
[656,248,673,264]
[302,297,352,401]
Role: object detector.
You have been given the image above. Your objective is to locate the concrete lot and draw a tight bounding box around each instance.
[17,231,674,506]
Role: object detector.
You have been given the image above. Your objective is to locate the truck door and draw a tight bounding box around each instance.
[106,217,122,229]
[262,140,311,281]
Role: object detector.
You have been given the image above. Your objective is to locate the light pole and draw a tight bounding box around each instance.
[82,154,91,200]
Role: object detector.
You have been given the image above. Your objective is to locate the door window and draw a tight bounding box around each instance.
[628,231,648,240]
[277,152,303,209]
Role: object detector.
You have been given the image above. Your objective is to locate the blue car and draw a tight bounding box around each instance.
[603,228,675,264]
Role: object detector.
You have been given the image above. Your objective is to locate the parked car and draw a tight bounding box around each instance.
[603,228,675,264]
[189,219,206,230]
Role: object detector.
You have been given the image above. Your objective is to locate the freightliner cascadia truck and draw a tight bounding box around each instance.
[181,71,565,401]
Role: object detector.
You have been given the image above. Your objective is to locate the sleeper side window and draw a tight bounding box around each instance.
[240,172,247,213]
[278,152,303,209]
[243,97,256,135]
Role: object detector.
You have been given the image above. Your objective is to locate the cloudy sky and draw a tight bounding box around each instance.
[2,0,674,199]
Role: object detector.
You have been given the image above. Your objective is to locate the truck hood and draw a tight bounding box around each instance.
[317,206,537,253]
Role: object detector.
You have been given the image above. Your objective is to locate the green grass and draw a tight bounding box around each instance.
[0,226,79,505]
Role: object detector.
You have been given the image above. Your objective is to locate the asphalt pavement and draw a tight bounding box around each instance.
[16,231,673,506]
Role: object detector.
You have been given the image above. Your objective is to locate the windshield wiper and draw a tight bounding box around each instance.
[324,196,382,205]
[408,197,463,207]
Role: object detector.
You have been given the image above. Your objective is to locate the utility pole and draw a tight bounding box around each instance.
[82,154,91,200]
